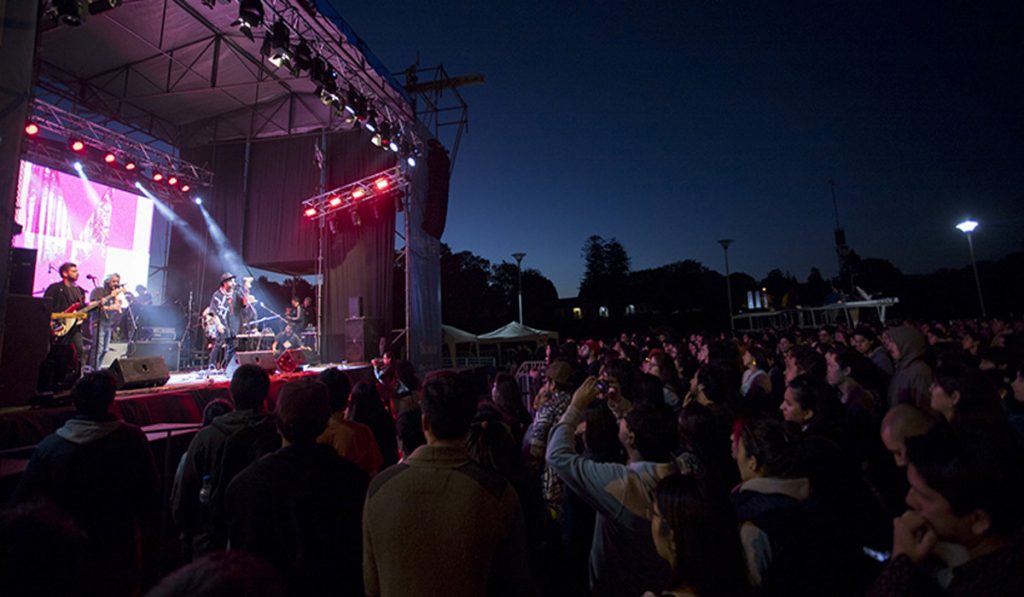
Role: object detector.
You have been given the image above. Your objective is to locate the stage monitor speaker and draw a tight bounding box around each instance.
[345,318,381,363]
[129,340,181,371]
[230,351,278,374]
[110,356,170,390]
[8,248,37,295]
[276,347,321,373]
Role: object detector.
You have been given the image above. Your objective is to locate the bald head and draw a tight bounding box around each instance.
[880,404,936,467]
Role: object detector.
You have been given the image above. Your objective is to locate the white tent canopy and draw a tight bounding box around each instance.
[477,321,559,344]
[442,324,479,363]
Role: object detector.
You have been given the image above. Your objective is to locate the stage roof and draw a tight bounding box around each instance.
[37,1,415,148]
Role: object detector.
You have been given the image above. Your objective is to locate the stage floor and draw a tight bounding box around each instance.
[0,362,372,451]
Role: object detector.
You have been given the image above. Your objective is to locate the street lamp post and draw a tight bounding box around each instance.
[717,240,734,331]
[512,252,526,324]
[956,220,986,318]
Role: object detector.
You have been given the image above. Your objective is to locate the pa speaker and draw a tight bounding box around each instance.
[233,351,278,372]
[110,356,170,390]
[276,348,321,373]
[344,318,381,363]
[8,248,37,295]
[421,139,451,239]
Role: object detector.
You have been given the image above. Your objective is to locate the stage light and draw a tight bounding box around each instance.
[389,140,399,152]
[70,139,86,152]
[291,40,314,74]
[262,20,291,68]
[124,161,137,171]
[956,220,979,233]
[134,181,143,189]
[374,177,389,191]
[407,156,417,167]
[234,0,264,41]
[351,187,366,200]
[304,207,318,218]
[364,110,378,133]
[103,152,117,164]
[329,196,343,207]
[25,122,40,136]
[194,197,203,206]
[153,172,164,182]
[168,176,178,186]
[181,184,191,193]
[73,161,84,171]
[54,0,86,26]
[370,134,382,147]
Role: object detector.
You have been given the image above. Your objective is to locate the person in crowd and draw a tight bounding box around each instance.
[731,416,845,596]
[816,326,835,350]
[644,350,685,410]
[929,362,1005,429]
[645,474,751,597]
[226,378,368,597]
[1004,363,1024,437]
[363,372,531,597]
[0,501,100,597]
[885,324,934,411]
[826,348,884,453]
[145,551,287,597]
[675,400,738,501]
[853,326,895,376]
[524,360,575,521]
[348,381,399,467]
[868,426,1024,595]
[784,345,827,383]
[491,372,532,444]
[740,345,773,413]
[780,374,845,440]
[11,371,159,596]
[395,408,427,459]
[546,376,679,597]
[172,364,280,555]
[377,358,422,416]
[579,339,603,377]
[317,367,384,477]
[879,404,936,469]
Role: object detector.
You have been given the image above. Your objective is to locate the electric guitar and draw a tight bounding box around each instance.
[50,287,125,337]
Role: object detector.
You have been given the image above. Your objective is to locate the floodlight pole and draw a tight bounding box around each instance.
[957,222,986,319]
[718,240,734,331]
[512,252,526,324]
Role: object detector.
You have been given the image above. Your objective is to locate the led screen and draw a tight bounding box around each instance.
[13,161,154,298]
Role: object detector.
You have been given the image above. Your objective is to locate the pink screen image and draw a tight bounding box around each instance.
[13,161,154,297]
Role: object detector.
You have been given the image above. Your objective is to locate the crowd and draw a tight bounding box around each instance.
[3,317,1024,596]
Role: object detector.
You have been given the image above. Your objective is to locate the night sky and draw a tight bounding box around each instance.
[336,1,1024,298]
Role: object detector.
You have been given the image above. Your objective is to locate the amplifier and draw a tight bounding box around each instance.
[130,341,181,371]
[141,326,178,341]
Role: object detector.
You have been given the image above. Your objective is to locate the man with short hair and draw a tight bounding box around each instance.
[853,326,895,376]
[172,364,280,554]
[363,372,530,597]
[869,427,1024,595]
[42,262,87,383]
[227,378,368,597]
[546,376,678,597]
[12,371,159,596]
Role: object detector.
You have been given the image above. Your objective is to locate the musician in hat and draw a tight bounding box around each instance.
[208,272,244,368]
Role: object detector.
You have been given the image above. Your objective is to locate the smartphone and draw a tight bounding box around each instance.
[595,379,609,394]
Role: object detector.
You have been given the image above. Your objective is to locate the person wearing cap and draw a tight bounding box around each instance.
[208,272,242,368]
[524,359,576,524]
[225,378,369,597]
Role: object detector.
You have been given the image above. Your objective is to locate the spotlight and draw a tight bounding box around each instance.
[124,161,137,171]
[73,161,84,171]
[370,134,382,147]
[351,187,366,200]
[153,172,164,182]
[345,86,365,115]
[103,152,117,164]
[389,140,400,153]
[194,197,203,206]
[374,177,390,191]
[70,139,86,152]
[181,184,191,193]
[234,0,265,42]
[53,0,86,26]
[304,207,318,218]
[25,122,40,136]
[329,196,343,207]
[261,20,291,69]
[291,40,314,74]
[407,156,417,167]
[311,57,338,103]
[364,110,378,133]
[168,176,178,186]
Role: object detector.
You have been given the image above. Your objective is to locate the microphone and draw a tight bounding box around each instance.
[47,264,55,273]
[86,274,97,280]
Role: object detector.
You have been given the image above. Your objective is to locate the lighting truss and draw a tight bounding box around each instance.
[301,165,408,220]
[256,1,420,146]
[27,98,214,188]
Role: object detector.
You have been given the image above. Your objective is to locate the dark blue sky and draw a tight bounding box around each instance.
[336,1,1024,297]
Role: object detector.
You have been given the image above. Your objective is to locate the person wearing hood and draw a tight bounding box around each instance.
[885,325,934,412]
[11,371,159,596]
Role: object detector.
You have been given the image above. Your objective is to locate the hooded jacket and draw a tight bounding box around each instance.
[886,325,933,411]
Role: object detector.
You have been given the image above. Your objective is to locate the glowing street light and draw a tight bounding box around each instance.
[956,219,986,318]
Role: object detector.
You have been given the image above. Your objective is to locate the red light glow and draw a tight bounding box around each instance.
[168,176,178,186]
[374,178,389,190]
[304,207,318,217]
[153,172,163,182]
[70,140,86,152]
[104,153,117,164]
[25,123,40,136]
[181,184,191,192]
[124,162,137,171]
[329,196,343,207]
[351,188,366,200]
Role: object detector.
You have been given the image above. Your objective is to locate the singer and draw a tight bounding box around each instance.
[89,273,124,369]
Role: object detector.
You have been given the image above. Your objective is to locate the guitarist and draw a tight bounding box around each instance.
[89,273,124,370]
[42,262,87,384]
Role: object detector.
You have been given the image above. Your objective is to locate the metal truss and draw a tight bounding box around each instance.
[401,64,476,171]
[301,165,409,220]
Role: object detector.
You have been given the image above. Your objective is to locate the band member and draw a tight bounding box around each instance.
[43,262,87,372]
[239,277,258,331]
[286,296,306,331]
[89,273,124,370]
[272,323,303,357]
[208,272,245,368]
[132,284,153,306]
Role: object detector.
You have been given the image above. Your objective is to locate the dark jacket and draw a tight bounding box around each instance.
[886,326,933,411]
